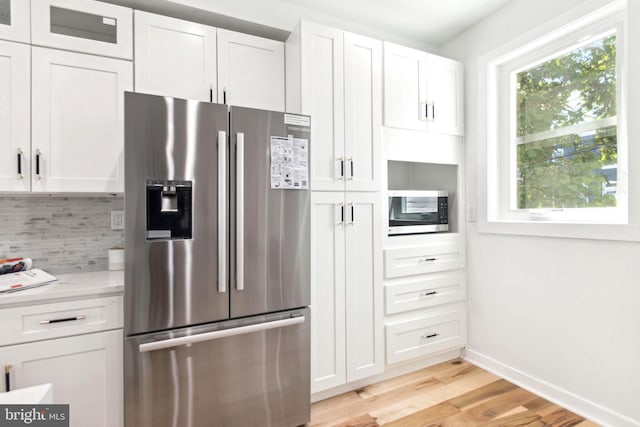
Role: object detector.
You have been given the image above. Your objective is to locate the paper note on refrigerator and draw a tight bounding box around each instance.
[270,136,308,189]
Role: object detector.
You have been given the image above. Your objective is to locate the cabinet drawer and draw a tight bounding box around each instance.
[0,296,123,346]
[31,0,133,59]
[385,309,465,365]
[384,244,463,279]
[385,271,465,315]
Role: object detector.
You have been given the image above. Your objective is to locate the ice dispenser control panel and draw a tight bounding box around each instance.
[146,180,192,240]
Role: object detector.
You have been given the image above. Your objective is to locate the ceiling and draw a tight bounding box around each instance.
[279,0,516,46]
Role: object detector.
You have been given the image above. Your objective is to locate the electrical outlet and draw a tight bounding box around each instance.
[111,211,124,230]
[466,206,477,223]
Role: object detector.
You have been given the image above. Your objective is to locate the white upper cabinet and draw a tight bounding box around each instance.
[344,32,382,192]
[425,53,464,136]
[0,0,30,43]
[383,42,463,136]
[31,47,132,193]
[286,22,381,192]
[217,29,285,111]
[0,40,30,192]
[31,0,133,59]
[134,11,217,102]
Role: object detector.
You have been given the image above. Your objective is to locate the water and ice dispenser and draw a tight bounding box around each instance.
[146,180,193,240]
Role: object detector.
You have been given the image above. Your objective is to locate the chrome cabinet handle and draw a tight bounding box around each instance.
[218,130,227,294]
[236,132,245,291]
[347,203,354,225]
[347,157,353,180]
[339,203,345,226]
[419,257,437,263]
[5,365,12,392]
[338,157,345,180]
[40,315,86,324]
[17,148,23,179]
[421,333,439,340]
[419,101,428,121]
[419,291,437,297]
[35,149,42,180]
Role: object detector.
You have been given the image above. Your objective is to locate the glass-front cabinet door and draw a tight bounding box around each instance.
[0,0,30,43]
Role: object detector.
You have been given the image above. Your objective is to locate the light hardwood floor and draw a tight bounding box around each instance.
[310,359,598,427]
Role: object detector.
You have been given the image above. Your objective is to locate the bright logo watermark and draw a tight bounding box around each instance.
[0,405,69,426]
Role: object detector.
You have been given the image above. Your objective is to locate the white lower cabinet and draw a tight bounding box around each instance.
[31,47,132,193]
[0,294,123,427]
[383,238,467,366]
[0,329,123,427]
[385,307,466,365]
[311,191,383,393]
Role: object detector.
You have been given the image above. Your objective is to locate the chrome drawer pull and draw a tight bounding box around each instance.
[421,333,439,340]
[419,291,437,297]
[40,315,86,325]
[419,257,437,263]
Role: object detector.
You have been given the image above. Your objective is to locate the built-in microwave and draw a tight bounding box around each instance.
[388,191,449,235]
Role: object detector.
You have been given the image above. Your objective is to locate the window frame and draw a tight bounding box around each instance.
[486,5,628,227]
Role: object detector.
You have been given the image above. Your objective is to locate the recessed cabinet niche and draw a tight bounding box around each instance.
[387,161,460,233]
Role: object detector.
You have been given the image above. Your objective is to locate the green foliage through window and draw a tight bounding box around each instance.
[515,33,617,209]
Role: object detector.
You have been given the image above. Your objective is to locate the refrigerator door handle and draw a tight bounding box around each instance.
[138,316,305,353]
[218,130,227,293]
[236,132,245,291]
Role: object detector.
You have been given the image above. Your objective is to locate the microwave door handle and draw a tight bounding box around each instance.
[218,130,227,293]
[236,132,245,291]
[138,316,305,353]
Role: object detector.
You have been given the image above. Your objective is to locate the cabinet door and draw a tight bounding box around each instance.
[0,0,30,43]
[217,29,284,111]
[383,42,427,131]
[310,192,346,393]
[31,47,132,193]
[301,22,345,192]
[425,53,464,136]
[31,0,133,59]
[345,192,383,382]
[0,40,30,191]
[134,11,217,102]
[344,32,381,192]
[0,330,123,427]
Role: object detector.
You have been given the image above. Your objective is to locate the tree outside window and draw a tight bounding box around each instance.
[514,33,617,210]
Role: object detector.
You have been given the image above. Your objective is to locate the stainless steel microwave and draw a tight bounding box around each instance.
[388,191,449,235]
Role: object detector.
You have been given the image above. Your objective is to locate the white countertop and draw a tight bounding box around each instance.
[0,270,124,308]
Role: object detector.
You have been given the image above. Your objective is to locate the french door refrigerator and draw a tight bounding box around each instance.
[123,92,311,427]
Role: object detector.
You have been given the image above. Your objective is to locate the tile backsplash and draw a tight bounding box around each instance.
[0,196,125,274]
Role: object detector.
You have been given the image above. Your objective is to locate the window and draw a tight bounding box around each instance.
[487,5,626,225]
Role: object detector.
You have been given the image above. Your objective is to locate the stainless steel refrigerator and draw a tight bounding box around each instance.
[123,92,311,427]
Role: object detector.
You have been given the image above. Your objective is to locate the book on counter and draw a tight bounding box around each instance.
[0,268,58,294]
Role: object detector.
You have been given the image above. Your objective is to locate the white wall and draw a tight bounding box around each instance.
[441,0,640,425]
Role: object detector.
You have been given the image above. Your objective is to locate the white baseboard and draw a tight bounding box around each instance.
[464,349,640,427]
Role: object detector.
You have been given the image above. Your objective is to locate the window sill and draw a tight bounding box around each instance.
[477,219,640,242]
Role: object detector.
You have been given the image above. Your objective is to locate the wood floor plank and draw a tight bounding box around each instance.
[448,379,519,410]
[333,413,381,427]
[356,369,441,400]
[523,397,564,418]
[574,420,600,427]
[432,387,539,425]
[385,401,460,427]
[480,408,541,426]
[539,408,585,426]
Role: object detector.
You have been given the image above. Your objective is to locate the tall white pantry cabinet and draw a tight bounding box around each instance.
[286,21,384,394]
